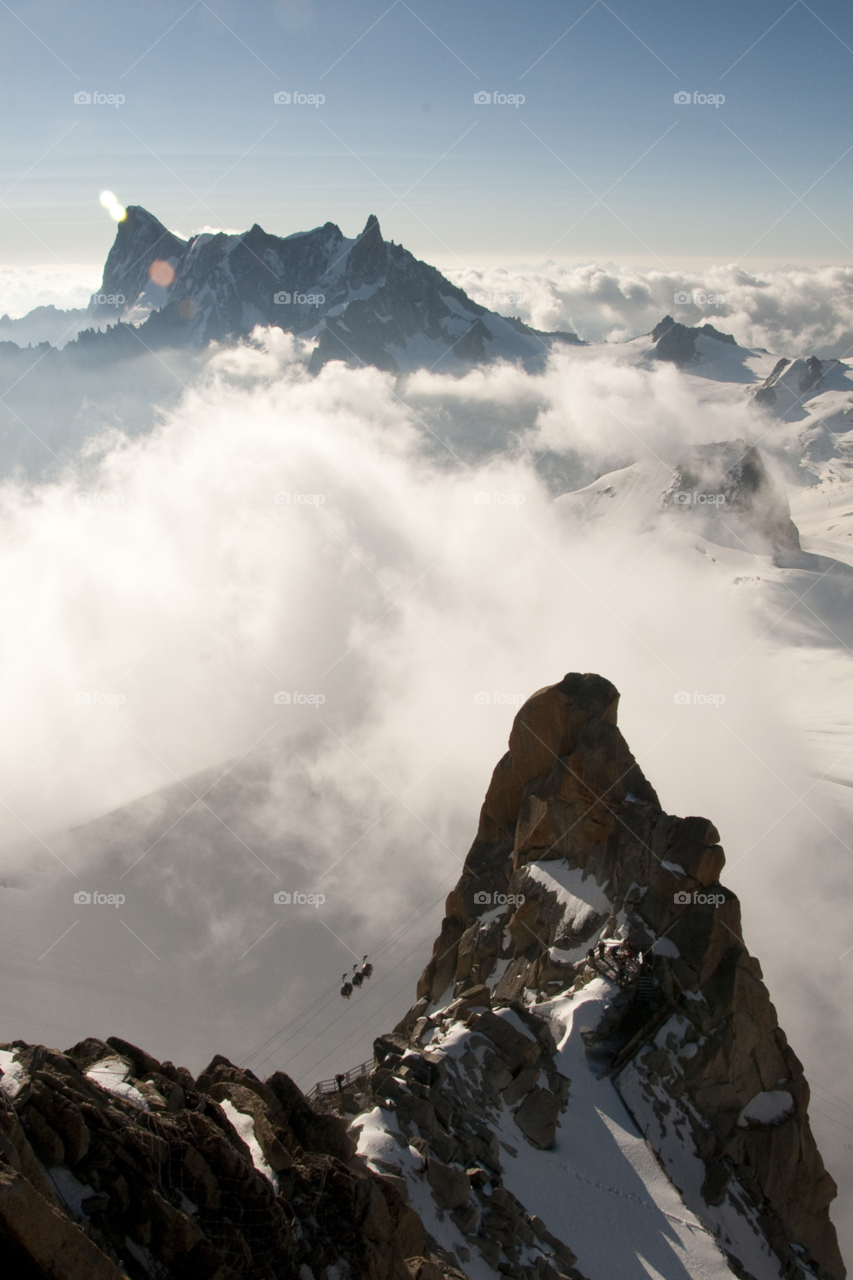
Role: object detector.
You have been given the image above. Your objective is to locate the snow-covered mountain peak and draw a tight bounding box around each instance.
[75,206,585,373]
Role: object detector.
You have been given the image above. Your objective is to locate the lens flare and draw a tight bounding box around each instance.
[149,260,176,287]
[99,191,126,222]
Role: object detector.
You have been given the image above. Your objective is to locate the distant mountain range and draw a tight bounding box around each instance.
[9,206,576,374]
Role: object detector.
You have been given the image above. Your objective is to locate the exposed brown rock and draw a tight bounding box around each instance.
[513,1087,561,1150]
[407,672,845,1280]
[0,671,844,1280]
[426,1160,470,1210]
[0,1041,443,1280]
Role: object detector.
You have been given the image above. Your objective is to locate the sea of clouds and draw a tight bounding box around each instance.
[446,260,853,358]
[4,258,853,359]
[0,293,850,1255]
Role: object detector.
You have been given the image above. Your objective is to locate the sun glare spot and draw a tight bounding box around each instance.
[99,191,127,222]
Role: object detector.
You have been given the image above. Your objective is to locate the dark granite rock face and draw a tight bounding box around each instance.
[79,207,582,375]
[652,315,697,366]
[650,315,738,367]
[0,1040,440,1279]
[89,206,188,324]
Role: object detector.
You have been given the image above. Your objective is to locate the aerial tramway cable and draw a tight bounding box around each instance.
[240,866,457,1070]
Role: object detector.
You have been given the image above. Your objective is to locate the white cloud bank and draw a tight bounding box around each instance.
[446,261,853,358]
[0,325,849,1256]
[4,258,853,360]
[0,265,101,318]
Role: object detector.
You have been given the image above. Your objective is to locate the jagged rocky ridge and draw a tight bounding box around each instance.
[85,206,582,373]
[651,315,738,366]
[335,675,844,1280]
[0,1034,462,1279]
[0,677,845,1280]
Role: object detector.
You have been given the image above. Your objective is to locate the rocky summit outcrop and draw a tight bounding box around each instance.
[78,206,582,374]
[0,677,845,1280]
[89,207,187,325]
[335,675,844,1280]
[662,440,802,556]
[0,1035,456,1280]
[652,315,737,367]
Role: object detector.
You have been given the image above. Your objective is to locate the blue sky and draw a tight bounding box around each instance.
[1,0,852,270]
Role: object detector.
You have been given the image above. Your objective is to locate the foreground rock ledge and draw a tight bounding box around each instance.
[0,674,845,1280]
[0,1035,454,1280]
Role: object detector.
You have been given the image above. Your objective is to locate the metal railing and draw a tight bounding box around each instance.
[306,1057,374,1104]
